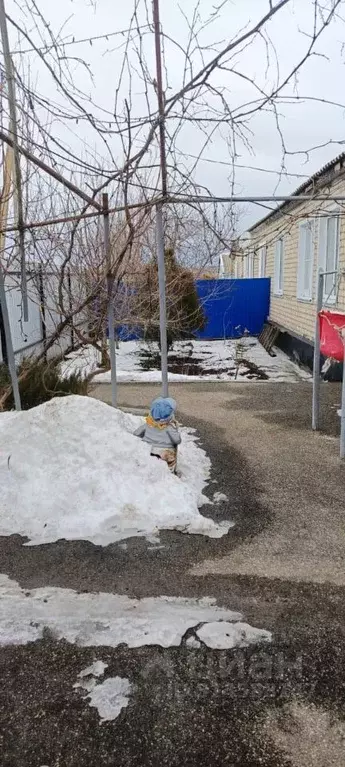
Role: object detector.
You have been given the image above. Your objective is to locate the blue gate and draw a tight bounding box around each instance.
[195,278,270,339]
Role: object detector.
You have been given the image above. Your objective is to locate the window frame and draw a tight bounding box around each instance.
[297,219,315,302]
[258,244,267,278]
[274,237,284,296]
[248,251,254,278]
[318,212,340,306]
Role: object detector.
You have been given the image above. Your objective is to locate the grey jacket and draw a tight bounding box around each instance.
[134,420,181,449]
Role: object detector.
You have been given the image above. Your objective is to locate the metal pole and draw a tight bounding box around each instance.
[156,202,168,396]
[38,263,47,361]
[340,337,345,459]
[0,129,102,211]
[153,0,169,397]
[0,267,21,410]
[103,192,117,407]
[0,0,28,321]
[312,270,324,431]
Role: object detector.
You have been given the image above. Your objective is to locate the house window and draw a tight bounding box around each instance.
[243,256,248,278]
[297,221,314,301]
[234,259,239,279]
[258,245,266,278]
[319,214,340,304]
[274,238,284,295]
[218,254,225,279]
[248,252,254,278]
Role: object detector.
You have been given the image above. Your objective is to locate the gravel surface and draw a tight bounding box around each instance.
[0,381,344,766]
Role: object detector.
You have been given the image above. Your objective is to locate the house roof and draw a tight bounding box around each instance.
[248,151,345,232]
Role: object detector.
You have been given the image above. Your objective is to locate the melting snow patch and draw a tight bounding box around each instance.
[0,575,271,650]
[196,621,272,650]
[91,339,309,383]
[79,660,108,679]
[87,677,132,722]
[213,492,228,504]
[186,636,201,649]
[60,345,101,380]
[0,395,232,545]
[74,661,131,722]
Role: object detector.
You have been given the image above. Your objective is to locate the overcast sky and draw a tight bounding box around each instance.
[7,0,345,232]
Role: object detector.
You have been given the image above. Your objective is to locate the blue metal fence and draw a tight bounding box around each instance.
[113,277,270,341]
[195,278,270,339]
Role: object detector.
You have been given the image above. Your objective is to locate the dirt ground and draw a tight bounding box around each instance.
[0,380,345,766]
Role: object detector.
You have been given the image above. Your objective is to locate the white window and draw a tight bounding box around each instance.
[258,245,266,278]
[318,214,340,304]
[243,255,248,278]
[297,221,314,301]
[274,238,284,295]
[248,252,254,278]
[234,258,239,279]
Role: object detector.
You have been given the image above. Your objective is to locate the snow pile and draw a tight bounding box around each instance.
[0,575,271,650]
[0,395,232,545]
[74,663,131,723]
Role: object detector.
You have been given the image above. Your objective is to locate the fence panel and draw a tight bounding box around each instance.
[0,269,89,363]
[0,272,42,362]
[195,277,271,339]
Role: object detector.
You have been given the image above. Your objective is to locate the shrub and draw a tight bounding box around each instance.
[0,358,88,411]
[141,248,206,349]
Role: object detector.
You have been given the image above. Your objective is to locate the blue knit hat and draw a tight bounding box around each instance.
[150,397,177,423]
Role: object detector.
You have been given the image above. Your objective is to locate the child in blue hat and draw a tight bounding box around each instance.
[134,397,181,473]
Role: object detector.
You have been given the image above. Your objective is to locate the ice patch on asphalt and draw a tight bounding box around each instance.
[78,660,108,679]
[196,621,271,649]
[87,677,132,722]
[0,575,271,650]
[213,492,228,504]
[0,395,233,546]
[74,662,131,722]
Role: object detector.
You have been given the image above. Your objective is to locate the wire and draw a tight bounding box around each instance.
[10,25,151,55]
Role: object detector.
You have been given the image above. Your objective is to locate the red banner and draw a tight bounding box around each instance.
[319,310,345,362]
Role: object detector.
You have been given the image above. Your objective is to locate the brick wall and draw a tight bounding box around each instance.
[249,173,345,343]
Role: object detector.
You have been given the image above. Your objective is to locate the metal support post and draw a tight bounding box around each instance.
[153,0,169,397]
[156,202,168,396]
[103,192,117,407]
[312,270,324,431]
[340,337,345,459]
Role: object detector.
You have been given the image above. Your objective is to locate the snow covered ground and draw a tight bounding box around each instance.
[0,574,271,651]
[60,345,101,379]
[80,338,310,384]
[0,395,232,545]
